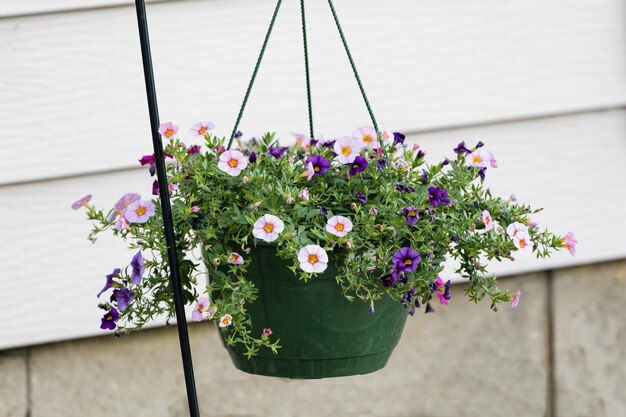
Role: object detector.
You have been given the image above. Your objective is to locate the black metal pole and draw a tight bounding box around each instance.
[134,1,201,416]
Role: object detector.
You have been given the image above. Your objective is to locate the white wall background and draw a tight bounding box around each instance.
[1,0,625,350]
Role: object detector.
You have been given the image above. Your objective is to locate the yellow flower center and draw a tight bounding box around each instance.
[335,223,345,232]
[136,206,146,216]
[308,254,319,264]
[263,223,274,233]
[363,134,373,144]
[404,259,412,266]
[408,210,416,217]
[221,317,230,325]
[106,315,113,321]
[472,155,482,164]
[341,146,352,156]
[519,239,527,248]
[229,254,238,262]
[198,127,207,135]
[228,158,239,168]
[165,129,174,137]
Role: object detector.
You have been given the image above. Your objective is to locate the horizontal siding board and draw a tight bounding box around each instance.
[1,109,624,350]
[0,0,170,19]
[1,0,625,184]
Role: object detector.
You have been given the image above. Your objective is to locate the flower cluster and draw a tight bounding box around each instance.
[75,122,576,356]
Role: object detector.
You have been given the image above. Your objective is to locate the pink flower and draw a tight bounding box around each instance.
[513,232,534,255]
[298,188,310,201]
[299,162,315,181]
[168,183,179,193]
[71,194,92,210]
[482,210,494,231]
[378,125,394,142]
[466,149,496,168]
[219,314,233,328]
[353,126,379,149]
[191,205,200,213]
[297,245,329,274]
[510,291,521,308]
[333,136,363,164]
[190,121,215,137]
[113,193,140,217]
[217,150,248,177]
[192,296,209,321]
[158,122,178,139]
[125,200,156,223]
[561,232,577,256]
[227,252,244,265]
[326,215,353,237]
[262,328,273,338]
[293,132,310,152]
[252,214,285,242]
[507,222,528,239]
[114,216,130,231]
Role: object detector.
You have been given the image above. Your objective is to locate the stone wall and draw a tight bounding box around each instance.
[1,260,624,417]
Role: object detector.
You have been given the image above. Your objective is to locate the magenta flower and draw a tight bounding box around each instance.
[130,251,144,284]
[305,156,331,176]
[100,308,119,330]
[349,156,368,176]
[158,122,178,139]
[125,200,156,223]
[191,205,200,213]
[434,276,451,305]
[97,268,121,298]
[190,121,215,137]
[402,206,419,226]
[71,194,92,210]
[262,328,273,338]
[113,288,134,311]
[187,145,202,155]
[152,180,159,196]
[560,232,578,256]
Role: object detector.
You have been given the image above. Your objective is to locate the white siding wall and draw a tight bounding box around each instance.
[1,0,624,350]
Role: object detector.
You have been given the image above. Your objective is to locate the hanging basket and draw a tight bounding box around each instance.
[216,244,408,379]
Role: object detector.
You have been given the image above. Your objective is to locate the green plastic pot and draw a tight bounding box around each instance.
[216,244,408,379]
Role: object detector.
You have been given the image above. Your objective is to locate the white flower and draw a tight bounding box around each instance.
[353,126,379,149]
[333,136,363,164]
[219,314,233,328]
[227,252,244,265]
[482,210,494,231]
[252,214,285,242]
[297,245,329,273]
[326,215,353,237]
[513,232,534,255]
[507,222,528,239]
[218,150,248,176]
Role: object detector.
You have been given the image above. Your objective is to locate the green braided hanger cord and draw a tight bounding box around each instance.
[327,0,379,133]
[227,0,283,149]
[300,0,314,139]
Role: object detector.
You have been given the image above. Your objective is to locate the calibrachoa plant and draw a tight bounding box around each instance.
[73,122,577,358]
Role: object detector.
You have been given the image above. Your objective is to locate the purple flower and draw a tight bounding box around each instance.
[376,158,387,172]
[453,141,471,155]
[97,268,121,298]
[402,206,419,226]
[310,138,319,147]
[130,251,144,285]
[248,151,257,164]
[393,132,406,144]
[442,158,450,166]
[451,235,460,242]
[478,167,487,181]
[417,150,426,158]
[425,302,435,314]
[71,194,92,210]
[476,141,484,148]
[268,146,289,159]
[318,206,329,218]
[349,156,368,176]
[401,288,415,306]
[381,273,398,288]
[139,153,172,177]
[152,179,159,196]
[392,247,421,276]
[100,308,119,330]
[187,145,202,155]
[427,187,451,207]
[421,170,429,184]
[235,131,243,138]
[355,191,367,204]
[113,288,135,311]
[395,183,415,194]
[321,140,336,149]
[305,156,331,176]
